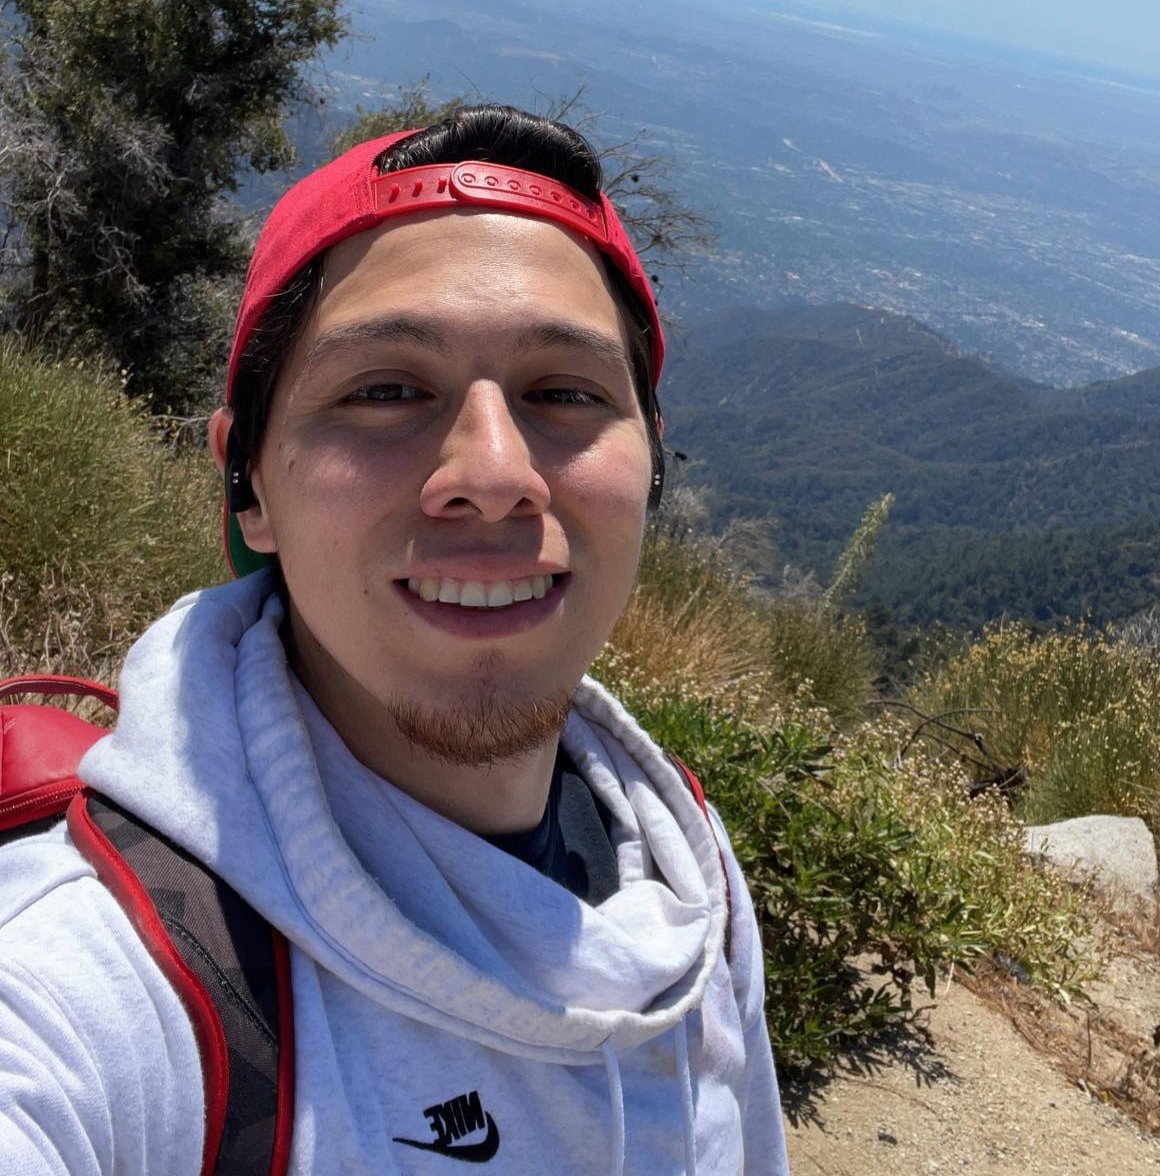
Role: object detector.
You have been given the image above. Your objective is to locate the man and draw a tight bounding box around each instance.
[0,105,790,1174]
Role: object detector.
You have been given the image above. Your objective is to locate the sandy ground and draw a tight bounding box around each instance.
[782,942,1160,1176]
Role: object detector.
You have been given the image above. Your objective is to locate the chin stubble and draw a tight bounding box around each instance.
[385,689,574,767]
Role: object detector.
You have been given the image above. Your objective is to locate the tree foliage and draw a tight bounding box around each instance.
[0,0,345,407]
[659,303,1160,629]
[539,86,713,279]
[329,78,465,159]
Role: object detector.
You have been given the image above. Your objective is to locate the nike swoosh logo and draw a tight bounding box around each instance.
[393,1113,501,1163]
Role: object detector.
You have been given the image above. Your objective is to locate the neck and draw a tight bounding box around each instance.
[345,716,560,835]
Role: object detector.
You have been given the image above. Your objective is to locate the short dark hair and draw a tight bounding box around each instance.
[230,104,663,499]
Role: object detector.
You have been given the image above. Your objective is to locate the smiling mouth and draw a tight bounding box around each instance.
[403,574,562,609]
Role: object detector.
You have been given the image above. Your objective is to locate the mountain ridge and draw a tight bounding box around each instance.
[660,302,1160,628]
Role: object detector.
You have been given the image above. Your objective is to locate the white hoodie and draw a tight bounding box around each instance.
[0,573,790,1175]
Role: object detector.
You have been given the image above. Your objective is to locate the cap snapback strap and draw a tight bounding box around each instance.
[372,162,609,248]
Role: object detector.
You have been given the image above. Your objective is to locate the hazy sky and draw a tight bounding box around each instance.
[813,0,1160,77]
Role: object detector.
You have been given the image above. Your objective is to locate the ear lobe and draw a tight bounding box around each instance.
[208,407,277,555]
[234,472,278,555]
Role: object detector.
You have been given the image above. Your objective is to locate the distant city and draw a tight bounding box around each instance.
[314,0,1160,388]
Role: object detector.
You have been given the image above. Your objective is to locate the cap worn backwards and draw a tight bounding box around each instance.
[226,130,665,402]
[222,128,665,576]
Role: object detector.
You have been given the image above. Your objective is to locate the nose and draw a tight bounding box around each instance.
[419,383,551,522]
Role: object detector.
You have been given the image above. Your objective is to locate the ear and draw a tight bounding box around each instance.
[208,408,277,555]
[208,407,232,474]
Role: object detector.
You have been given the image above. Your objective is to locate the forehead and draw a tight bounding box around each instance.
[308,209,625,341]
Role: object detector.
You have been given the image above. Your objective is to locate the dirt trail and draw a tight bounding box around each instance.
[782,943,1160,1176]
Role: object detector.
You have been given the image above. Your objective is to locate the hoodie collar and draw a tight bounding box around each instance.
[81,572,728,1060]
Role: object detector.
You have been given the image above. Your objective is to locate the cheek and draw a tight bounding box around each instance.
[259,440,411,562]
[565,438,653,540]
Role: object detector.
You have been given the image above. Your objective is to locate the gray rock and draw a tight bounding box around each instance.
[1023,815,1158,909]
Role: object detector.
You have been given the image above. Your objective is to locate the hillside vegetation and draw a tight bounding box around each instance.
[3,340,1125,1086]
[663,303,1160,629]
[915,622,1160,835]
[0,342,223,677]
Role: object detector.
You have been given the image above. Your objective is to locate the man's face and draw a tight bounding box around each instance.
[238,210,654,765]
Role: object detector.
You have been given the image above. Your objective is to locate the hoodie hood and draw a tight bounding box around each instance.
[80,572,728,1066]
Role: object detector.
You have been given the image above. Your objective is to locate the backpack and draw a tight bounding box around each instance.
[0,674,725,1176]
[0,676,293,1176]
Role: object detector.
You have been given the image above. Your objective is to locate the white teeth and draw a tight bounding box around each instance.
[459,581,488,608]
[406,574,556,608]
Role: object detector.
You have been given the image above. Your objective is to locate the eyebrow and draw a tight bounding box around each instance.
[294,315,630,384]
[295,317,451,383]
[510,322,630,372]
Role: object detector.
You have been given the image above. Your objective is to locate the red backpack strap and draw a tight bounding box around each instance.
[67,792,295,1176]
[668,753,733,960]
[0,677,295,1174]
[0,675,119,712]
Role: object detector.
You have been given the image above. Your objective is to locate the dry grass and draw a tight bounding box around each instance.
[0,341,224,685]
[911,622,1160,837]
[602,532,877,720]
[606,557,776,706]
[0,572,125,723]
[1103,899,1160,962]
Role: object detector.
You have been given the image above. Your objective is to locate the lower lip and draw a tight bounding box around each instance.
[394,575,569,638]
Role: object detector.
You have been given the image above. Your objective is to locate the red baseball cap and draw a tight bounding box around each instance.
[223,129,666,575]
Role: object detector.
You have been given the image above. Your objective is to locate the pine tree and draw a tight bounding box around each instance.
[0,0,345,408]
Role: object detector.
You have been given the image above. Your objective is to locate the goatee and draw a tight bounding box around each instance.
[387,689,573,767]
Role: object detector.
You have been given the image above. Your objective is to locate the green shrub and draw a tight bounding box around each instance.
[600,526,1095,1075]
[0,340,224,676]
[598,670,1096,1075]
[912,622,1160,836]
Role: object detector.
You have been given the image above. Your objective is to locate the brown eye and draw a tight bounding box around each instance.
[345,382,428,403]
[527,387,605,406]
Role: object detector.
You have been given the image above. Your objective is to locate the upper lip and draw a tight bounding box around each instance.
[397,561,568,581]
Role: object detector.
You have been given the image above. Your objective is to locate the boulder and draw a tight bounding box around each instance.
[1023,815,1158,910]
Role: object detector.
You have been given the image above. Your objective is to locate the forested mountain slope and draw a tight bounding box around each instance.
[661,304,1160,627]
